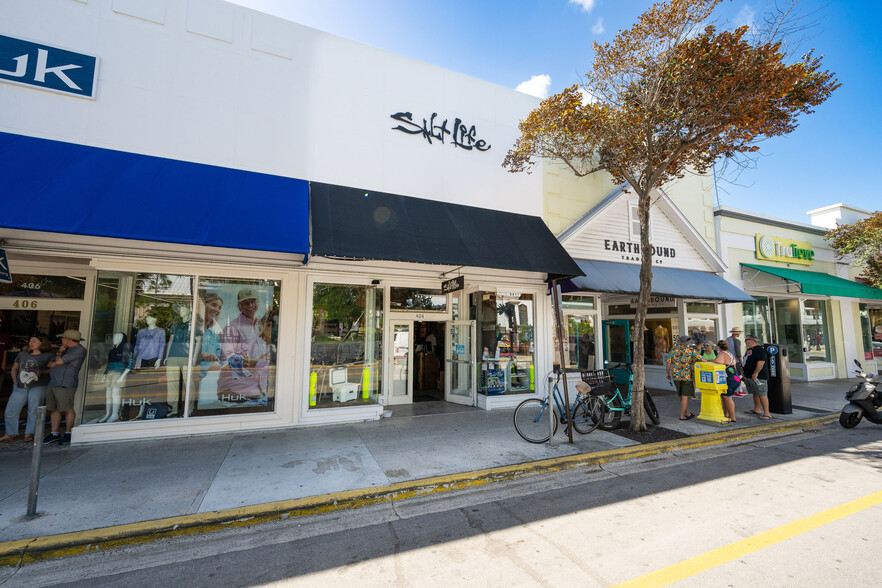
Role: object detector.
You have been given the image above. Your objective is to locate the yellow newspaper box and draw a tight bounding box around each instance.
[694,362,729,425]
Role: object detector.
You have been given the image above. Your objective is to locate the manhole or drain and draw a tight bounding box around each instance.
[608,424,691,444]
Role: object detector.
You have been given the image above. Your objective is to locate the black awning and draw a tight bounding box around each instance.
[310,182,583,280]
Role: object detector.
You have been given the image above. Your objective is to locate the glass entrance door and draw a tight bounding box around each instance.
[602,319,631,387]
[445,320,476,406]
[387,321,413,405]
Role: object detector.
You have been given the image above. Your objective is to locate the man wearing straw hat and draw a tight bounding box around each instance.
[726,327,744,376]
[43,329,87,446]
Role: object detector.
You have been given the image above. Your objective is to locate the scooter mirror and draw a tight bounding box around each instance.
[854,359,862,368]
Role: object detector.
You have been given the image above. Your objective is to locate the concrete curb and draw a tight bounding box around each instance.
[0,413,838,567]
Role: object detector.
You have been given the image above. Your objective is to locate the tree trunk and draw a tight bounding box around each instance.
[630,188,653,432]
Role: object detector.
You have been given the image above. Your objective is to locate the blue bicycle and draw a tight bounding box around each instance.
[591,363,661,430]
[513,369,603,443]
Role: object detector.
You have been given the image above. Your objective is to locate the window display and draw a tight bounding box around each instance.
[477,292,534,394]
[84,272,281,422]
[309,283,383,408]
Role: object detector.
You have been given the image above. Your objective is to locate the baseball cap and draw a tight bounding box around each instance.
[744,334,758,342]
[237,288,258,302]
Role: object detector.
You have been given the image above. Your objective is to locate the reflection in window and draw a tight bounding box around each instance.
[309,283,383,408]
[773,298,803,363]
[389,287,447,312]
[478,293,534,395]
[859,304,873,356]
[742,297,771,342]
[802,300,831,362]
[0,274,86,299]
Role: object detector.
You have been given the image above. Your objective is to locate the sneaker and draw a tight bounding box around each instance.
[42,433,61,445]
[58,433,71,446]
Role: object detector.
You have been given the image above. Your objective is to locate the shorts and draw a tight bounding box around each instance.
[674,380,695,398]
[744,378,768,397]
[46,386,78,412]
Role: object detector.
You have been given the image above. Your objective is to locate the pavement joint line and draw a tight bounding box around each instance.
[0,413,838,567]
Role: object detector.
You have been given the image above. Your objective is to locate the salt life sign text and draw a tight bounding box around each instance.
[391,111,491,152]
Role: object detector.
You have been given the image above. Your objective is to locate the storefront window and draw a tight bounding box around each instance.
[644,318,677,365]
[389,287,446,312]
[193,277,281,415]
[802,300,831,362]
[561,295,595,310]
[83,272,281,423]
[478,292,534,394]
[564,315,595,370]
[686,316,718,346]
[742,296,771,342]
[859,304,873,359]
[870,307,882,359]
[773,298,803,363]
[309,283,383,408]
[686,302,716,314]
[0,274,86,299]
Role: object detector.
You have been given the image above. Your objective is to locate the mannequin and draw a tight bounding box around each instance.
[99,332,132,423]
[654,324,670,363]
[134,313,165,369]
[164,305,194,417]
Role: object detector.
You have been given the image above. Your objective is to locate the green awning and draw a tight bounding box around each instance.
[742,263,882,300]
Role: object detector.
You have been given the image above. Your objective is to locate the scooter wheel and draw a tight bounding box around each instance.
[839,411,862,429]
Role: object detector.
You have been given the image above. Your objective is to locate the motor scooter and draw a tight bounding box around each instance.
[840,359,882,428]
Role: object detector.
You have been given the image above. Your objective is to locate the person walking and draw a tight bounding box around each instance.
[43,329,87,446]
[742,334,771,419]
[666,335,701,420]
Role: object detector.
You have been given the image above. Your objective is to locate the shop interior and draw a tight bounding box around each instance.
[412,320,445,402]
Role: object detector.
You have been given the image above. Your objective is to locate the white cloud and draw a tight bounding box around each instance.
[735,4,756,29]
[578,87,597,105]
[516,74,552,99]
[592,17,605,35]
[569,0,597,13]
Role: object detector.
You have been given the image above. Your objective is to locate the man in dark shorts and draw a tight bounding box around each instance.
[44,329,87,446]
[666,335,701,420]
[743,334,771,419]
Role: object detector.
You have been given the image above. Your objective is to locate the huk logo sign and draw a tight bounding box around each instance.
[0,35,99,99]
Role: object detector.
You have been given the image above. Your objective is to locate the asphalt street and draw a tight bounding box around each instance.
[2,421,880,587]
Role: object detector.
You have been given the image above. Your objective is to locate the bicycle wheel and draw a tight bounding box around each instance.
[514,398,557,443]
[596,393,622,431]
[644,391,661,425]
[572,395,602,434]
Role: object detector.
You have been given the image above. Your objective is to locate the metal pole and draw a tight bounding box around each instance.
[551,280,574,443]
[27,406,46,518]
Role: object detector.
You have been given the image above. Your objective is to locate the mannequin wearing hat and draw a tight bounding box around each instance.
[99,332,133,423]
[133,312,165,369]
[218,288,270,401]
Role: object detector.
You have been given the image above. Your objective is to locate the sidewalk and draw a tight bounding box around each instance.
[0,378,849,555]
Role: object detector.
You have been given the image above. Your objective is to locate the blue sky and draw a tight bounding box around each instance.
[227,0,880,224]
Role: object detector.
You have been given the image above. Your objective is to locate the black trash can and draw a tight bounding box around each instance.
[765,343,791,414]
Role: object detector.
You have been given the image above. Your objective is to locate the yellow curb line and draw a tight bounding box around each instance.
[0,413,837,567]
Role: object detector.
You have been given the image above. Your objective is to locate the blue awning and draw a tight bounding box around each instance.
[0,132,309,255]
[567,259,754,302]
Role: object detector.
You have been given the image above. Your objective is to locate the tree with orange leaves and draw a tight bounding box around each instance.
[504,0,839,431]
